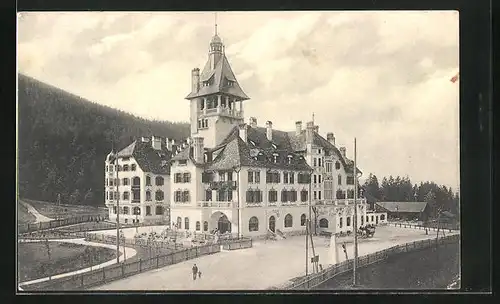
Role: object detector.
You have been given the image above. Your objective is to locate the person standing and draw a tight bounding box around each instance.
[192,264,198,281]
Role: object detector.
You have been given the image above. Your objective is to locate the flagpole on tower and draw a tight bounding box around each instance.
[214,12,218,35]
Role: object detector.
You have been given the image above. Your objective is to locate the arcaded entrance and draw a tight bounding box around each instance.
[211,211,232,233]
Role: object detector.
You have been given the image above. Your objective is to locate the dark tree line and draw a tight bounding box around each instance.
[362,173,460,218]
[18,74,190,207]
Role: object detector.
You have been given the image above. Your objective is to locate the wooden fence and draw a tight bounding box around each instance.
[273,234,460,290]
[18,214,109,234]
[21,243,221,291]
[387,222,460,232]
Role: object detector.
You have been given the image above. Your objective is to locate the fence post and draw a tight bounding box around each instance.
[81,274,84,287]
[139,259,142,272]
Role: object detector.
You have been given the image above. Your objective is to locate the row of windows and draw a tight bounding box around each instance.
[106,164,137,172]
[201,171,233,183]
[247,189,308,203]
[174,173,192,183]
[112,206,164,216]
[198,119,209,129]
[106,176,164,187]
[106,190,142,201]
[175,217,208,231]
[250,214,308,231]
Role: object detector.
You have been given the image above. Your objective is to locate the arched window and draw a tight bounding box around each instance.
[132,177,140,186]
[123,207,129,215]
[133,207,141,215]
[300,214,306,226]
[347,216,351,226]
[203,221,208,231]
[249,216,259,232]
[155,190,164,201]
[340,217,343,228]
[146,206,151,216]
[131,164,137,171]
[146,190,152,201]
[155,206,163,215]
[156,176,164,186]
[146,175,152,186]
[185,217,190,230]
[381,214,385,220]
[319,218,329,228]
[123,164,129,171]
[176,217,182,229]
[335,161,341,170]
[196,221,201,231]
[284,214,293,228]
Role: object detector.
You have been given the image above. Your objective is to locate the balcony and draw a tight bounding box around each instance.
[199,107,243,118]
[314,198,367,206]
[209,181,237,190]
[196,201,234,208]
[246,202,264,207]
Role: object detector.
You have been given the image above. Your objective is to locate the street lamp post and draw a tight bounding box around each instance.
[233,166,242,238]
[353,137,362,287]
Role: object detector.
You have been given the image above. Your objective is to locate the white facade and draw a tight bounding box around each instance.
[104,144,171,225]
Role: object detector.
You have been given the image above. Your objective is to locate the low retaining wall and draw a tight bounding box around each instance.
[20,243,221,291]
[273,234,459,290]
[388,222,459,232]
[18,214,109,234]
[222,238,253,250]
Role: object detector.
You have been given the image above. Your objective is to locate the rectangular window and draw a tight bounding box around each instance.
[347,176,354,185]
[318,158,322,167]
[183,173,191,183]
[202,172,213,183]
[301,190,308,202]
[318,191,322,200]
[318,175,322,183]
[175,173,182,183]
[281,190,287,202]
[219,172,226,181]
[313,191,317,200]
[248,171,254,183]
[283,172,289,184]
[227,171,233,181]
[313,158,317,167]
[268,190,277,202]
[290,173,294,184]
[205,189,212,201]
[313,175,317,184]
[123,165,129,171]
[175,191,182,202]
[255,171,260,183]
[131,164,136,171]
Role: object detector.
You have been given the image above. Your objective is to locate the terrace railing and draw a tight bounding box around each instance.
[18,214,109,234]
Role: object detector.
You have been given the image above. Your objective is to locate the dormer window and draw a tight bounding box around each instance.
[287,155,293,164]
[272,153,279,163]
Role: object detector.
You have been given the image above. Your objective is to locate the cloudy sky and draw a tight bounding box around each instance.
[17,11,460,190]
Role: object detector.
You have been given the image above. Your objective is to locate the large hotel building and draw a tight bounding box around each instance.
[104,27,387,238]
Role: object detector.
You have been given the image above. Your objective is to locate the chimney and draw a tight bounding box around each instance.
[340,146,346,157]
[239,124,248,143]
[295,121,302,136]
[249,117,257,128]
[326,133,336,146]
[306,121,314,144]
[266,121,273,141]
[191,68,200,93]
[165,138,172,151]
[151,135,162,150]
[193,137,204,163]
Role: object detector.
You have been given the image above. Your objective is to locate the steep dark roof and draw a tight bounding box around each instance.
[185,55,249,100]
[204,127,312,172]
[116,140,172,174]
[375,201,428,213]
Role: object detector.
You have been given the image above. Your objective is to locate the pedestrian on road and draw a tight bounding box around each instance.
[192,264,198,281]
[198,270,202,279]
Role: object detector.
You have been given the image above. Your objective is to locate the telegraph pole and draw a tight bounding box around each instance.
[115,155,120,264]
[353,137,358,286]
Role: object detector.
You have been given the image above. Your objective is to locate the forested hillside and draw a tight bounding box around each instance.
[18,74,190,207]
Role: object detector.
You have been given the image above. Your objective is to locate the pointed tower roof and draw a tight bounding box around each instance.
[185,23,249,101]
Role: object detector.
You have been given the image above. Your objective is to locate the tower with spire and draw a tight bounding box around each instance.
[185,16,250,150]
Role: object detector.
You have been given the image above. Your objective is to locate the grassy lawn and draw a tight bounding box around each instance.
[317,240,459,290]
[18,242,117,282]
[18,203,36,225]
[24,199,107,219]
